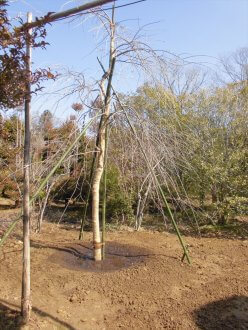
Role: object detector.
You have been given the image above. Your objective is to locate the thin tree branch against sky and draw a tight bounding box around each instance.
[8,0,247,57]
[18,0,147,29]
[6,0,248,118]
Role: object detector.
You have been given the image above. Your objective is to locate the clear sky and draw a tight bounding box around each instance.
[6,0,248,118]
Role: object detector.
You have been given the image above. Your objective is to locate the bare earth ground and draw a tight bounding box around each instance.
[0,214,248,329]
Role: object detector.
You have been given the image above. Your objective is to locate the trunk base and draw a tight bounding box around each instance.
[93,246,102,261]
[21,298,31,325]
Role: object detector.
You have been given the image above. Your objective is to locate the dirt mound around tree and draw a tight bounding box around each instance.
[48,241,152,272]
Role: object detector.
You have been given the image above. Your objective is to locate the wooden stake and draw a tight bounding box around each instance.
[21,11,32,324]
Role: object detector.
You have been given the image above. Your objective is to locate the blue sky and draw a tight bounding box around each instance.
[6,0,248,118]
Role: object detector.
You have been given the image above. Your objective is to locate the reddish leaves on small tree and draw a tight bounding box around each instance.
[0,1,54,110]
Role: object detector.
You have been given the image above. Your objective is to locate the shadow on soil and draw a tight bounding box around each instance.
[0,299,76,330]
[194,295,248,330]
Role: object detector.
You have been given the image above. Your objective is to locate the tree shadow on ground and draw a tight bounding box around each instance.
[0,302,20,329]
[29,239,178,260]
[27,240,179,272]
[194,295,248,330]
[0,299,76,330]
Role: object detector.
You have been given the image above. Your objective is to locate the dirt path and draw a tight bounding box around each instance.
[0,222,247,329]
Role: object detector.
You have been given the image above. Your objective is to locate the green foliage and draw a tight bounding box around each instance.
[184,85,248,224]
[0,114,22,200]
[120,80,248,226]
[101,166,134,223]
[53,176,86,202]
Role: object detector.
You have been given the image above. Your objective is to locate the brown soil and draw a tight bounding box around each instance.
[0,222,248,330]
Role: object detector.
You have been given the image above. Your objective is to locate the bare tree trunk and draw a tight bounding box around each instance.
[91,8,116,261]
[21,12,32,324]
[136,180,151,230]
[135,192,142,230]
[92,81,109,261]
[92,141,105,260]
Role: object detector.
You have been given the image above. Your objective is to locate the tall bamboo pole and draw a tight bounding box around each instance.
[21,12,32,324]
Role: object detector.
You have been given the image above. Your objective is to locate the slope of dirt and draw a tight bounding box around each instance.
[0,222,248,329]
